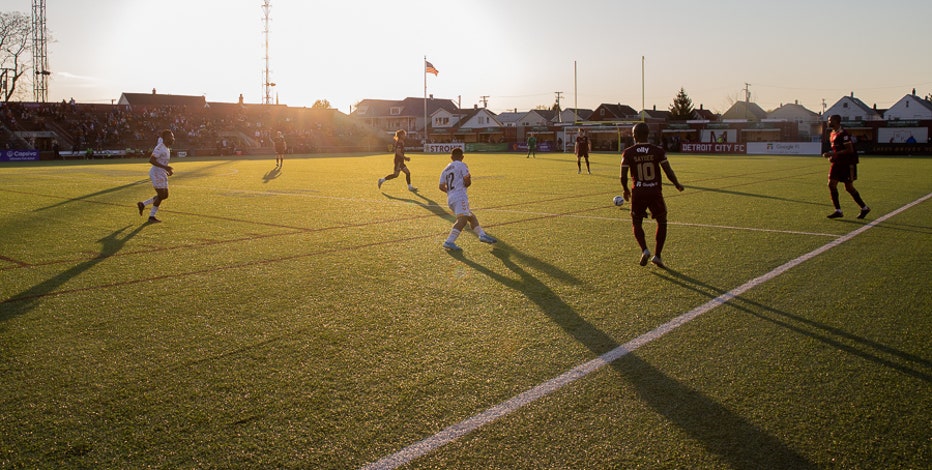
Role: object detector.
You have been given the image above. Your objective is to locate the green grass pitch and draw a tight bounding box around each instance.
[1,151,930,468]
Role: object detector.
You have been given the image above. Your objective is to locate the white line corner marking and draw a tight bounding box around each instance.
[362,193,931,470]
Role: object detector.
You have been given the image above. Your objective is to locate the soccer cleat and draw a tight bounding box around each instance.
[826,211,843,219]
[857,207,871,219]
[147,216,161,223]
[137,202,145,216]
[639,249,651,266]
[651,255,665,268]
[442,241,461,251]
[577,170,581,174]
[479,234,497,244]
[377,178,385,189]
[587,170,591,174]
[408,184,417,192]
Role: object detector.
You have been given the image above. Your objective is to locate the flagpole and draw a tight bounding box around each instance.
[573,60,578,124]
[423,56,428,144]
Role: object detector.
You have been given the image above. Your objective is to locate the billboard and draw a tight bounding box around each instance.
[0,150,40,162]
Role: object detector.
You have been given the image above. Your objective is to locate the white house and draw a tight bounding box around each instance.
[823,94,883,121]
[496,112,524,128]
[767,101,821,140]
[883,92,932,121]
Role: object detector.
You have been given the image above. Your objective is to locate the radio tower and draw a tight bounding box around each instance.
[261,1,274,105]
[32,0,50,102]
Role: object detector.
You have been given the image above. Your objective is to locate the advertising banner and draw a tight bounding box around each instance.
[0,150,40,162]
[423,142,466,153]
[680,143,747,154]
[746,142,823,155]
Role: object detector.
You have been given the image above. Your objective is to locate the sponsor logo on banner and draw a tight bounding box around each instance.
[423,142,466,153]
[0,150,40,161]
[747,142,822,155]
[680,143,747,154]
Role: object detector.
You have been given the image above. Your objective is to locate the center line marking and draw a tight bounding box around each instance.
[361,193,931,470]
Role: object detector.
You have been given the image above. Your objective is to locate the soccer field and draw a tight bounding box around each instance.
[1,152,930,469]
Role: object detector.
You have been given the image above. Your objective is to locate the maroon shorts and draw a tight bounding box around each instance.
[630,189,667,220]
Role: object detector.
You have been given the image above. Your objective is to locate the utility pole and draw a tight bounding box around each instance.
[554,91,563,122]
[479,95,489,108]
[744,82,751,119]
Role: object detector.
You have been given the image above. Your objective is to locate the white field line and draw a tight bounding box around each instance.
[361,192,932,470]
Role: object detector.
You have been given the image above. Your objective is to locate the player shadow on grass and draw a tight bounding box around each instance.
[0,225,146,325]
[685,184,825,207]
[34,180,148,212]
[381,191,455,223]
[452,244,815,468]
[652,268,932,383]
[262,166,281,183]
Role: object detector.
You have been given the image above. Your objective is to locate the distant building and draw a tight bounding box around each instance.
[720,101,768,121]
[351,97,459,138]
[822,93,883,121]
[767,101,821,141]
[589,103,639,122]
[883,91,932,121]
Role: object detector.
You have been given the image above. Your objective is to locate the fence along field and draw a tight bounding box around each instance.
[0,152,929,468]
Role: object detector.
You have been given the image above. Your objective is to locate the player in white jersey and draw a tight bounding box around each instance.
[438,148,497,251]
[137,129,175,223]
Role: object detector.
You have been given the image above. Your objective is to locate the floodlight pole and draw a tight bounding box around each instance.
[262,1,273,105]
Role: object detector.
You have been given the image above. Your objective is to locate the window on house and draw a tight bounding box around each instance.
[390,107,401,115]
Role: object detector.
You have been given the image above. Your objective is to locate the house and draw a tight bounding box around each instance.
[520,109,557,128]
[555,108,592,124]
[589,103,639,122]
[640,105,672,121]
[449,107,504,143]
[495,112,524,128]
[720,101,768,121]
[822,93,883,121]
[352,97,459,137]
[883,91,932,121]
[767,101,821,141]
[691,104,718,121]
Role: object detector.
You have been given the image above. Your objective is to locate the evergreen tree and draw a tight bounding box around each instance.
[669,87,695,121]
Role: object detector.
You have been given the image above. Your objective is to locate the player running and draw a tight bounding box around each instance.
[136,129,175,223]
[620,122,684,267]
[439,148,497,251]
[378,129,417,192]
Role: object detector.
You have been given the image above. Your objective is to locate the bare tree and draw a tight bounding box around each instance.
[0,11,32,102]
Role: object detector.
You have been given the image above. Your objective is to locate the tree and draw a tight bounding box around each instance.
[312,99,331,109]
[668,87,694,121]
[0,11,32,102]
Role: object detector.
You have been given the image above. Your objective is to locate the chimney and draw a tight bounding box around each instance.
[850,92,854,97]
[152,88,156,94]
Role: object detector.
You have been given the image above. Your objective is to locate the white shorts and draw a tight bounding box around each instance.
[447,196,472,217]
[149,166,169,189]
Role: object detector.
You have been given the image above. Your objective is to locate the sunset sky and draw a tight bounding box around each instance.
[9,0,932,115]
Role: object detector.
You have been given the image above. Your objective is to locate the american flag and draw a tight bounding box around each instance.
[425,60,438,76]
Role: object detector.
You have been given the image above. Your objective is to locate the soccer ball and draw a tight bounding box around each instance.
[613,195,625,206]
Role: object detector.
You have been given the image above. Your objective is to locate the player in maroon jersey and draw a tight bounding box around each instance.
[822,114,870,219]
[575,129,591,174]
[620,122,684,267]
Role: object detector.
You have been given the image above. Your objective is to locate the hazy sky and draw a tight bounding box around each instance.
[9,0,932,115]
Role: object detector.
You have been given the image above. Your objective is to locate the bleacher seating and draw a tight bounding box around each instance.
[0,98,388,157]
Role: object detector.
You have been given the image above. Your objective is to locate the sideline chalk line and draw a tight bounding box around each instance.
[362,192,931,470]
